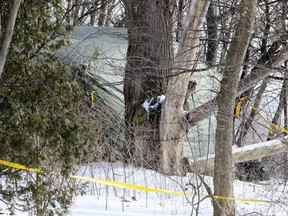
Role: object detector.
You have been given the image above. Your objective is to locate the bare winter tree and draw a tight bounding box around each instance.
[160,0,210,175]
[213,0,257,215]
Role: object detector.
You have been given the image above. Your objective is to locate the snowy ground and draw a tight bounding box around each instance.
[69,163,288,216]
[1,162,288,215]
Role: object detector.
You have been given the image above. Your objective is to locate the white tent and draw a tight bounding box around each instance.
[58,26,221,158]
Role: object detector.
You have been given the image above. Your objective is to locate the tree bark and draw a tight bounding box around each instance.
[98,0,107,26]
[89,1,98,26]
[104,1,117,26]
[160,0,210,175]
[175,0,184,42]
[72,0,82,25]
[213,0,257,215]
[0,0,21,78]
[123,0,174,169]
[206,2,218,66]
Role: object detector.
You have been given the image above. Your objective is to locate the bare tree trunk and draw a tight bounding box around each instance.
[98,0,107,26]
[283,67,288,181]
[78,0,88,24]
[72,0,82,25]
[236,80,267,146]
[217,1,237,68]
[89,0,100,26]
[175,0,184,42]
[213,0,257,215]
[206,2,217,66]
[123,0,174,169]
[65,0,72,25]
[0,0,21,78]
[267,79,286,140]
[160,0,210,175]
[104,1,117,26]
[284,73,288,129]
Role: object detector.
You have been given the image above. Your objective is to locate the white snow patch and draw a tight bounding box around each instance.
[141,95,166,119]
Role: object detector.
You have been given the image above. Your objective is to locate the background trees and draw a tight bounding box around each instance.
[62,0,123,26]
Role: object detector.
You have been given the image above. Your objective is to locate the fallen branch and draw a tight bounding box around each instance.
[190,137,288,174]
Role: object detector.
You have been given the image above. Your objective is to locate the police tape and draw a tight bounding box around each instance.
[91,90,102,108]
[0,159,286,204]
[235,96,288,135]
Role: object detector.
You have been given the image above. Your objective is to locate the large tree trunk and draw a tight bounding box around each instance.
[123,0,174,169]
[213,1,257,215]
[160,0,210,175]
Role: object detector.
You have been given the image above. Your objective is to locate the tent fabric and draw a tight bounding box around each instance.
[58,26,221,158]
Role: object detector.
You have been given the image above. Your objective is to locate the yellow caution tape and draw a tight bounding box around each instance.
[0,159,287,204]
[235,96,248,117]
[269,123,288,135]
[91,91,97,108]
[90,90,102,108]
[235,97,288,135]
[0,160,44,173]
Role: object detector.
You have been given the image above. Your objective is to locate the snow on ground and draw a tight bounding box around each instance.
[1,162,288,215]
[70,163,288,215]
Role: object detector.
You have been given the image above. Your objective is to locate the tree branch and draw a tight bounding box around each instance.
[238,46,288,95]
[187,45,288,127]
